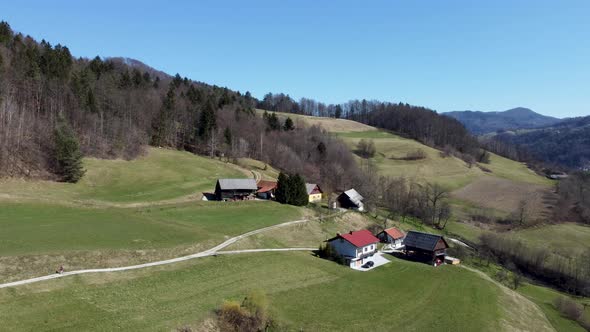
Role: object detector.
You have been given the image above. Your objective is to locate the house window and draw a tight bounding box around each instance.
[364,247,367,252]
[370,245,374,250]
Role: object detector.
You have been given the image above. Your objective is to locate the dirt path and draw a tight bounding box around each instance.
[460,265,555,332]
[0,213,342,289]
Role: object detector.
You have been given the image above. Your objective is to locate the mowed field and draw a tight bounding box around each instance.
[511,223,590,255]
[0,148,250,205]
[336,130,551,190]
[0,148,303,282]
[0,252,553,332]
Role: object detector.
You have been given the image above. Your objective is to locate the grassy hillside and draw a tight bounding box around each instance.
[511,223,590,255]
[0,148,303,283]
[0,148,249,205]
[336,130,550,190]
[0,252,553,332]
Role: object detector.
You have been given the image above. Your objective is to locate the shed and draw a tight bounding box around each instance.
[403,231,449,266]
[337,189,364,211]
[215,178,257,201]
[376,227,405,248]
[256,180,277,200]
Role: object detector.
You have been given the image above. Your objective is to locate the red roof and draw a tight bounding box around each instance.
[257,180,277,193]
[337,230,380,248]
[383,227,405,240]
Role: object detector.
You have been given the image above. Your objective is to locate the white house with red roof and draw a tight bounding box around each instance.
[326,230,380,268]
[376,227,406,249]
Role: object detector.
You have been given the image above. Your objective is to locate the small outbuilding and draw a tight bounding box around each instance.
[256,180,277,200]
[326,230,380,268]
[337,189,365,211]
[215,178,258,201]
[403,231,449,266]
[306,183,323,203]
[376,227,405,248]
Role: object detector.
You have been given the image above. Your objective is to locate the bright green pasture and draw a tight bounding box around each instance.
[0,252,523,332]
[0,147,246,204]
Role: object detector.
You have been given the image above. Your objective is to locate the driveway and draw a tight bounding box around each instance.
[352,252,391,271]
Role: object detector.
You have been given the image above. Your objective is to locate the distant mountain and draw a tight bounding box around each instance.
[444,107,562,135]
[489,115,590,169]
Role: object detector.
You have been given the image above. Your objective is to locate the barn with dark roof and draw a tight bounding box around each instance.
[403,231,449,266]
[215,178,258,201]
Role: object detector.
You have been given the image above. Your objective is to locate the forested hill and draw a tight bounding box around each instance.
[258,93,487,163]
[490,115,590,169]
[0,21,370,196]
[444,107,562,135]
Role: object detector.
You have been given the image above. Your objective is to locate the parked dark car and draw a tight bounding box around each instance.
[362,261,374,268]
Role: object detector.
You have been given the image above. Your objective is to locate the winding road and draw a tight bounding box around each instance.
[0,217,321,289]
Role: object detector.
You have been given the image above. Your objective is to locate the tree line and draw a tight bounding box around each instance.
[480,232,590,297]
[258,93,489,163]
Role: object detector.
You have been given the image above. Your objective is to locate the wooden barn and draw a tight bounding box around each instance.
[215,179,258,201]
[403,231,449,266]
[337,189,365,211]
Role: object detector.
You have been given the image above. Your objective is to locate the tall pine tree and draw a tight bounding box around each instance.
[54,117,85,183]
[275,172,289,204]
[290,174,309,206]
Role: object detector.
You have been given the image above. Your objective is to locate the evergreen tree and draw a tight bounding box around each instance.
[335,105,343,119]
[153,76,160,89]
[290,174,309,206]
[198,99,217,139]
[119,70,132,88]
[151,86,175,146]
[54,117,85,183]
[275,172,289,204]
[0,21,13,44]
[86,88,97,113]
[283,117,295,131]
[224,127,232,146]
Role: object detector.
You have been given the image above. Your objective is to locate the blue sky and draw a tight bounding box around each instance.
[2,1,589,117]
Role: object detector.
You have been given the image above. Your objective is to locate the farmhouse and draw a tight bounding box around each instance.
[377,227,405,248]
[326,230,380,268]
[256,180,277,200]
[215,178,257,201]
[306,183,323,203]
[337,189,364,211]
[403,231,449,266]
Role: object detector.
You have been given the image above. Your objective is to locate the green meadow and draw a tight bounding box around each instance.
[0,252,552,332]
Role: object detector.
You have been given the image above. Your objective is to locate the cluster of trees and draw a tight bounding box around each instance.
[553,296,590,330]
[556,172,590,224]
[381,178,452,230]
[275,172,309,206]
[479,232,590,296]
[262,111,294,131]
[213,291,276,332]
[355,139,376,158]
